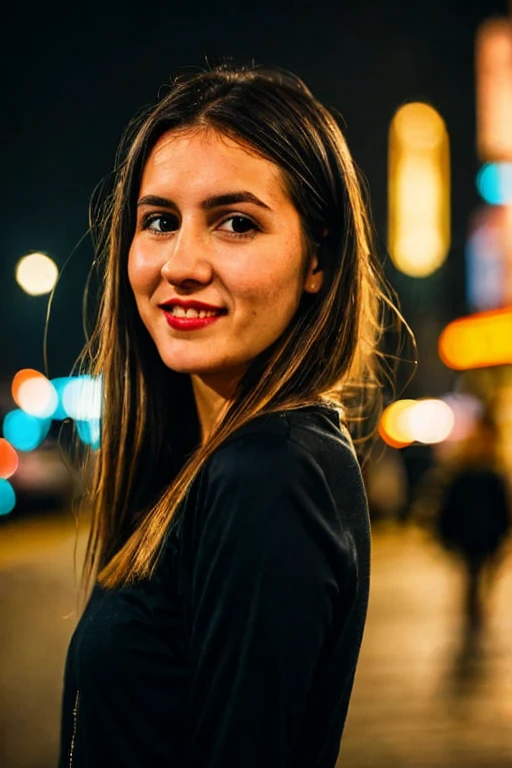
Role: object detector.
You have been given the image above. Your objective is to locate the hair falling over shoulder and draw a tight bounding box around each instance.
[74,62,414,597]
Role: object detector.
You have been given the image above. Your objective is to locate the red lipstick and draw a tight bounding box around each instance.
[159,299,226,331]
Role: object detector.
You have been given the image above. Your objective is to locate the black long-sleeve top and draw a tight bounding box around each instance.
[58,405,371,767]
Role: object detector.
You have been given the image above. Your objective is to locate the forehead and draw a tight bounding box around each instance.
[139,128,290,202]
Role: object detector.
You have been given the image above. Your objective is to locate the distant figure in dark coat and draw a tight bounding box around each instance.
[437,415,511,633]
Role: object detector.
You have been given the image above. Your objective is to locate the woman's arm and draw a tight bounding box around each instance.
[184,432,356,767]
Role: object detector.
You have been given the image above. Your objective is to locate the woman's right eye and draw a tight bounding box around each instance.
[141,213,178,233]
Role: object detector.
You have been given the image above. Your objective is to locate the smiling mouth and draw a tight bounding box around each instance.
[161,307,226,331]
[165,306,226,319]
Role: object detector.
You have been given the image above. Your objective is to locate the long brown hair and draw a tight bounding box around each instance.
[76,63,410,592]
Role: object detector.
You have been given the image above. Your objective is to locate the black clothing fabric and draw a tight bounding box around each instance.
[59,405,371,767]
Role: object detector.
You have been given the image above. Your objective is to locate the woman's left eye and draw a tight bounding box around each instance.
[218,215,259,237]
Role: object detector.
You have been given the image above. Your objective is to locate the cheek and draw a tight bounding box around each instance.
[127,243,155,297]
[233,254,304,313]
[232,275,302,331]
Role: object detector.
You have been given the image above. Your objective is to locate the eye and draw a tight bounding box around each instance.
[141,212,178,234]
[218,215,259,238]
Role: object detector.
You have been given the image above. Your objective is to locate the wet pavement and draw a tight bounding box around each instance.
[0,513,511,767]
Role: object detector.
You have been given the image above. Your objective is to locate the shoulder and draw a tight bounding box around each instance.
[206,428,318,492]
[201,406,360,503]
[210,405,350,466]
[177,407,367,583]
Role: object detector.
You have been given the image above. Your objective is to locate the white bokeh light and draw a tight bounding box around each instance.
[62,376,103,421]
[402,399,455,444]
[16,253,59,296]
[18,377,58,418]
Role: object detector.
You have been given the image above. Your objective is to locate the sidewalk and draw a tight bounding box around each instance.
[339,522,512,767]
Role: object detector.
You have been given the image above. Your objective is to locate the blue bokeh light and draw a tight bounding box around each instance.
[476,162,512,205]
[3,410,52,451]
[0,479,16,515]
[76,419,101,450]
[50,377,75,420]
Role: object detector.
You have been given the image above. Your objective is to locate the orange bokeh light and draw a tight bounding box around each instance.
[379,400,416,448]
[438,307,512,369]
[0,438,19,479]
[11,368,46,409]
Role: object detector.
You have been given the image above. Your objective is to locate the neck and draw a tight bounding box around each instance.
[191,371,243,444]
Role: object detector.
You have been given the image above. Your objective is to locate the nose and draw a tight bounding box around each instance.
[160,221,214,287]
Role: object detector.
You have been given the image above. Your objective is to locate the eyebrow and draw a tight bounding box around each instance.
[136,191,272,212]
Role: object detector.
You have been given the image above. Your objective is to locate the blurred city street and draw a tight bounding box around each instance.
[341,521,512,768]
[0,511,511,768]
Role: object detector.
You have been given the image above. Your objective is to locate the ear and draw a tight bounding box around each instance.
[303,255,324,294]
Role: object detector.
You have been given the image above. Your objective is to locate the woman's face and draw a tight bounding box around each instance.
[128,128,322,392]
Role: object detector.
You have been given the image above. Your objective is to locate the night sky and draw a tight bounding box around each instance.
[1,0,508,395]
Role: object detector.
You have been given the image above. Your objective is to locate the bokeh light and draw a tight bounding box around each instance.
[0,439,19,479]
[388,102,450,277]
[379,400,416,448]
[465,206,512,311]
[50,377,75,420]
[393,102,446,150]
[440,393,484,442]
[76,419,101,450]
[12,369,45,403]
[475,17,512,162]
[476,162,512,204]
[0,479,16,516]
[3,410,52,452]
[400,398,455,444]
[439,308,512,369]
[16,376,58,419]
[15,252,59,296]
[380,398,455,446]
[62,376,102,421]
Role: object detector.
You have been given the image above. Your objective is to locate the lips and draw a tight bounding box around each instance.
[159,299,226,332]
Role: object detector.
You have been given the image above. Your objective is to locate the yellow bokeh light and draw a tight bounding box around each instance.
[15,252,58,296]
[394,230,446,277]
[439,308,512,369]
[393,102,446,150]
[388,102,450,278]
[379,400,416,447]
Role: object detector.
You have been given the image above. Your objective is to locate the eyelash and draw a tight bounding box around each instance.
[140,212,261,240]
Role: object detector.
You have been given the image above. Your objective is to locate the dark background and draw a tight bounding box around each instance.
[1,0,508,394]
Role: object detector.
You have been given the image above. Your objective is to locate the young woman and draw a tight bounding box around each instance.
[59,63,399,767]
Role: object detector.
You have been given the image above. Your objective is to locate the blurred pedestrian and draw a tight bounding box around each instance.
[436,413,511,634]
[58,62,405,767]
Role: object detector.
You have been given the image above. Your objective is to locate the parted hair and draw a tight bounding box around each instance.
[77,63,405,592]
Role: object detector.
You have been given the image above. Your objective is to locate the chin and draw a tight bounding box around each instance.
[158,358,207,375]
[152,343,211,374]
[156,353,226,376]
[160,353,249,385]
